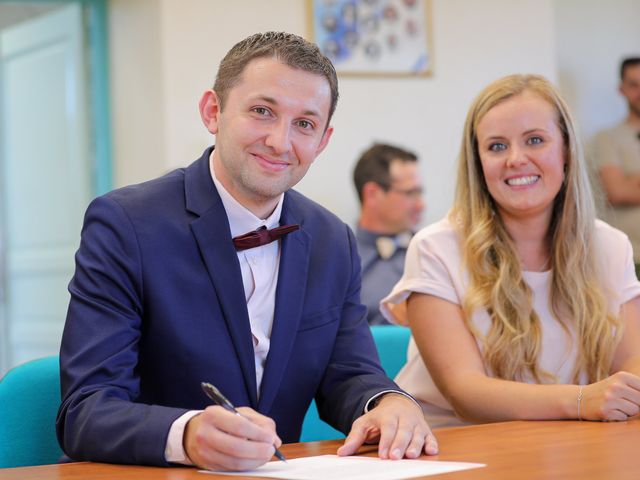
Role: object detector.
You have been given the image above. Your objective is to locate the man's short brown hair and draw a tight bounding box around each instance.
[214,32,339,126]
[620,57,640,81]
[353,143,418,204]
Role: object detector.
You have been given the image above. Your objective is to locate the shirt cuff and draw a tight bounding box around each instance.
[364,390,420,413]
[164,410,202,465]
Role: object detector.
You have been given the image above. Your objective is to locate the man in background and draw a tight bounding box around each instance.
[353,143,425,325]
[593,57,640,276]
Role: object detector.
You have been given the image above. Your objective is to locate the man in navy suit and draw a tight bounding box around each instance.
[56,32,437,471]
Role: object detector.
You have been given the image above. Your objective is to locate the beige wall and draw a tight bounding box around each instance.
[110,0,164,188]
[555,0,640,142]
[109,0,633,228]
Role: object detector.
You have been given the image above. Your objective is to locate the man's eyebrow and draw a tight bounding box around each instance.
[254,95,277,105]
[252,95,322,118]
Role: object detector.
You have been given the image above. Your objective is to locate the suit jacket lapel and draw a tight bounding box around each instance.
[185,150,258,407]
[258,192,310,413]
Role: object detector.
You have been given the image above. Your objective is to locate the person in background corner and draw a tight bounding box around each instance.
[382,74,640,428]
[593,57,640,279]
[353,143,425,325]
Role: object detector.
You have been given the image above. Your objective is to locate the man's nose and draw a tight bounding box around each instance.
[265,120,292,153]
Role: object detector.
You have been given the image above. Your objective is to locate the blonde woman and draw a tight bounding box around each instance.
[382,74,640,428]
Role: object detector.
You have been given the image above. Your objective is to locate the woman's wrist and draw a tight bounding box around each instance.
[576,385,584,420]
[559,384,582,419]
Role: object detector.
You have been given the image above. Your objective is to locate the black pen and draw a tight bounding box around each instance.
[200,382,287,462]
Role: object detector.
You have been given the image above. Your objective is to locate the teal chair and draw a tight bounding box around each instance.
[369,325,411,379]
[0,356,63,468]
[300,325,411,441]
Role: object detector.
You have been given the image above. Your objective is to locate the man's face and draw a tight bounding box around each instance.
[620,64,640,118]
[201,57,333,210]
[376,160,425,233]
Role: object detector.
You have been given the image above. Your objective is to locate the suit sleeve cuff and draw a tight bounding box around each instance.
[164,410,202,465]
[364,390,420,413]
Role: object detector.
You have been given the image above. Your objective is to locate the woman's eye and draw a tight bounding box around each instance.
[527,136,543,145]
[488,142,507,152]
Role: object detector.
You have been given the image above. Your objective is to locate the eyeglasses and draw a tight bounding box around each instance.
[387,187,424,199]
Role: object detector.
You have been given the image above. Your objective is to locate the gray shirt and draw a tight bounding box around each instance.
[356,226,410,326]
[593,121,640,263]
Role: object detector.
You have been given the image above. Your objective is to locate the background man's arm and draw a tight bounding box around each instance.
[599,164,640,205]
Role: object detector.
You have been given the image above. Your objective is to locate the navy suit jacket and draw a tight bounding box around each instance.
[56,148,398,466]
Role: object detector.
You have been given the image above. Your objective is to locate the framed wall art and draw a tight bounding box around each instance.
[307,0,433,76]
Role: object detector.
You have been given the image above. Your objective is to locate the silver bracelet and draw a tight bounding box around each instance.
[577,385,584,421]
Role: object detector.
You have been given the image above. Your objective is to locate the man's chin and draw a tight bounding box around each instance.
[246,183,292,203]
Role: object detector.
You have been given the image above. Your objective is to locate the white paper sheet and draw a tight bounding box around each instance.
[200,454,485,480]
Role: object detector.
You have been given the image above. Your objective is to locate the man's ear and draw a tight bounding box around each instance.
[362,181,383,205]
[199,90,221,134]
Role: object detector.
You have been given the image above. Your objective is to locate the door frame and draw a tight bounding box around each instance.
[84,0,113,195]
[0,0,112,373]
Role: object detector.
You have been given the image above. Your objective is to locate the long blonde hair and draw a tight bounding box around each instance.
[451,74,619,383]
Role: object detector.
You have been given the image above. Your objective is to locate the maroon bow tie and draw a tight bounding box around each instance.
[232,224,300,251]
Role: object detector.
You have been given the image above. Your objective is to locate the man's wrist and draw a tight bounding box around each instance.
[165,410,201,465]
[364,390,419,412]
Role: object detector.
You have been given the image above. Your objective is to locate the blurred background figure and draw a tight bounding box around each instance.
[593,57,640,277]
[353,143,425,325]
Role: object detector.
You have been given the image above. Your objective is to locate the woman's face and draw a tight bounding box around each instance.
[476,91,566,224]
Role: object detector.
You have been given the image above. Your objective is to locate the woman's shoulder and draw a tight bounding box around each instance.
[593,219,634,279]
[593,218,632,248]
[414,217,461,244]
[409,217,463,268]
[592,219,640,305]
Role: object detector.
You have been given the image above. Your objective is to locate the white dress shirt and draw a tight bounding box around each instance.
[164,161,284,464]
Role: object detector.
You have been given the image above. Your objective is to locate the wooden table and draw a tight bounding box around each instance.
[1,420,638,479]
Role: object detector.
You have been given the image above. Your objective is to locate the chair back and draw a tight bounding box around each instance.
[370,325,411,378]
[300,325,411,441]
[0,356,62,468]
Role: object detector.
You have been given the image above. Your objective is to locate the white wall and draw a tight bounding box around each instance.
[108,0,580,228]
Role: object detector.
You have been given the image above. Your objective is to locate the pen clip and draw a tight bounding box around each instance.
[201,382,236,412]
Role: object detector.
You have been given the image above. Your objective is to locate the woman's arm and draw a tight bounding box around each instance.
[386,301,408,326]
[408,293,640,422]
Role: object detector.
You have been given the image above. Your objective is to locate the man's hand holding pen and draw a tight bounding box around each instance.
[183,405,282,471]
